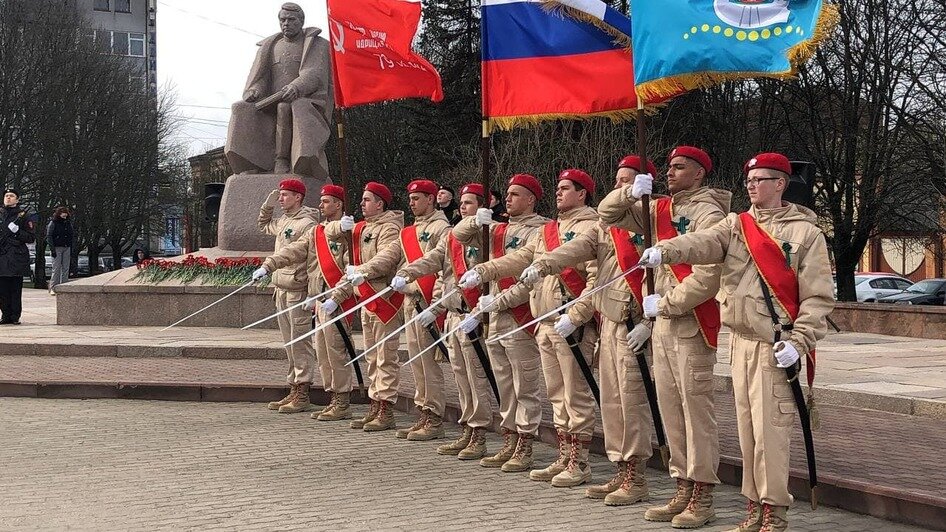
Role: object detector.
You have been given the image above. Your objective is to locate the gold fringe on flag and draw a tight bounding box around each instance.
[635,2,840,101]
[486,107,659,134]
[540,1,631,50]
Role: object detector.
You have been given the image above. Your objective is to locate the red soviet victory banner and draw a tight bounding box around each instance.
[328,0,444,107]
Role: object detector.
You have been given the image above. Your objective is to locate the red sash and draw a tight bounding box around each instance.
[739,212,815,387]
[609,227,645,307]
[401,225,445,329]
[352,221,405,324]
[314,224,356,324]
[542,221,587,298]
[449,233,481,310]
[654,198,721,348]
[492,223,535,334]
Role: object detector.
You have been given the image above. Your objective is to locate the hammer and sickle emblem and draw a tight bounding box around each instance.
[330,20,345,54]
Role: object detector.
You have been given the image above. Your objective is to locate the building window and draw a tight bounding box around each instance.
[129,33,145,57]
[115,0,131,13]
[93,0,109,11]
[112,31,129,55]
[94,30,111,53]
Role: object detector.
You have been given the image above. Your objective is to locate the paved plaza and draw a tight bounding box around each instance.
[0,398,931,531]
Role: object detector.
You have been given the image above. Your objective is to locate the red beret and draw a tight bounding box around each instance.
[558,168,595,195]
[364,181,392,205]
[744,152,792,176]
[668,146,713,174]
[459,183,485,198]
[618,155,657,176]
[320,184,344,201]
[508,173,543,200]
[407,179,438,196]
[278,178,306,196]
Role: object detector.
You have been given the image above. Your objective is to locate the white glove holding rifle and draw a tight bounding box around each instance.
[626,321,652,352]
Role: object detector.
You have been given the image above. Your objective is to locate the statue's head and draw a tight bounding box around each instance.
[278,3,305,39]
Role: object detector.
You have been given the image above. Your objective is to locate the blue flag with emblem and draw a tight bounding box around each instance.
[629,0,838,100]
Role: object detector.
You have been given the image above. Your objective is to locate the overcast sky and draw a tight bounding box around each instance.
[157,0,330,156]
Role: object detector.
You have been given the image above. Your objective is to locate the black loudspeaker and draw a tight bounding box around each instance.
[785,161,817,208]
[203,183,226,222]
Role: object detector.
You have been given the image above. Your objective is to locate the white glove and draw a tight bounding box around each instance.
[390,275,409,293]
[7,222,18,233]
[264,189,280,208]
[345,265,365,286]
[639,247,662,268]
[302,297,318,311]
[478,294,496,313]
[459,313,480,334]
[519,265,543,286]
[554,314,577,338]
[629,173,654,199]
[458,269,482,289]
[251,267,269,281]
[626,321,652,352]
[418,309,437,327]
[773,341,801,368]
[475,208,493,227]
[642,294,660,318]
[340,215,355,231]
[320,299,339,315]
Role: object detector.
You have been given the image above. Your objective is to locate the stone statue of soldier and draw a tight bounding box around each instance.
[225,3,334,179]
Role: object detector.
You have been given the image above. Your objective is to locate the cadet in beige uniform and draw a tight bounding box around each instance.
[392,183,494,459]
[639,153,834,532]
[354,179,450,441]
[463,169,599,488]
[524,156,657,504]
[598,146,730,528]
[253,178,318,413]
[332,182,405,432]
[258,184,357,421]
[453,174,548,472]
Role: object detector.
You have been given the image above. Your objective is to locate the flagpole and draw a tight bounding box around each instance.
[635,99,656,296]
[480,119,491,334]
[336,107,355,254]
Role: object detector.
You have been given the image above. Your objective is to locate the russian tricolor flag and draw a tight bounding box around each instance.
[481,0,642,131]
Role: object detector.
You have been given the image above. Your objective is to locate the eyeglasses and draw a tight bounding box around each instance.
[744,177,781,188]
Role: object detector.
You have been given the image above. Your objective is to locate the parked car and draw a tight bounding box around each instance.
[854,273,913,302]
[877,278,946,305]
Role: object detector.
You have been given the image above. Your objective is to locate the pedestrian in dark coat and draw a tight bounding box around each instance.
[1,188,36,324]
[46,206,74,293]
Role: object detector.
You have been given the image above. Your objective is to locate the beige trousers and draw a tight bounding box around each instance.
[362,309,403,403]
[405,302,445,416]
[275,288,316,384]
[535,320,598,438]
[731,332,795,507]
[599,318,654,462]
[314,302,354,393]
[445,311,494,428]
[651,316,720,484]
[486,312,543,435]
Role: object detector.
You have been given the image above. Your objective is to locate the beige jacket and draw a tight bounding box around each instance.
[258,204,319,291]
[656,203,835,356]
[598,186,731,337]
[534,223,645,325]
[262,220,354,305]
[325,209,405,297]
[453,212,549,329]
[398,225,482,315]
[475,205,599,326]
[357,209,450,305]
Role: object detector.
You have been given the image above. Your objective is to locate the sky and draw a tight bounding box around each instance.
[157,0,330,156]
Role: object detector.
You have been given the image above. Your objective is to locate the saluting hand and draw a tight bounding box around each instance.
[264,189,280,208]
